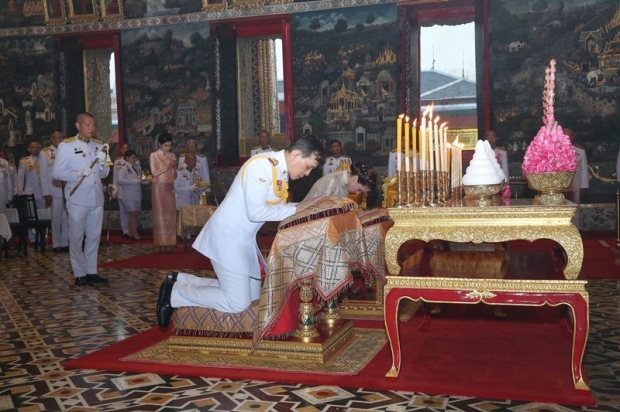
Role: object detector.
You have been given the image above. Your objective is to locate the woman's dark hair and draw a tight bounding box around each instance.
[351,161,377,190]
[158,132,174,146]
[124,149,137,160]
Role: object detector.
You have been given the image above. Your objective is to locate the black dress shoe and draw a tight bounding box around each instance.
[75,277,93,286]
[167,272,178,283]
[122,234,131,239]
[85,274,109,283]
[53,247,63,253]
[157,275,177,328]
[61,246,70,253]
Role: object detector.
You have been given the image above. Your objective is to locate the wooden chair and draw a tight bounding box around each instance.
[13,195,51,252]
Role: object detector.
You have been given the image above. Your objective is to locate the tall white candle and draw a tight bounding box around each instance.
[396,114,403,172]
[441,123,448,172]
[404,116,410,172]
[421,107,429,170]
[412,119,418,173]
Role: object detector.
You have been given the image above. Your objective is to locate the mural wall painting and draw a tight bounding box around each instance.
[120,22,212,167]
[291,4,400,167]
[489,0,620,200]
[0,36,56,164]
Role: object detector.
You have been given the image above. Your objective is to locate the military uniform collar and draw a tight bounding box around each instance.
[77,135,90,143]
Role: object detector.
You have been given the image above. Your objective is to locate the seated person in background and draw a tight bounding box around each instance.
[179,139,210,190]
[305,161,377,200]
[323,139,351,175]
[156,135,324,327]
[175,152,202,209]
[250,130,275,156]
[484,130,509,182]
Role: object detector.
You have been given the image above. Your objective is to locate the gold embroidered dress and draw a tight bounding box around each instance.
[150,149,177,246]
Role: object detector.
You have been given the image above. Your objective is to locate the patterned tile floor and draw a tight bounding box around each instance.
[0,242,619,411]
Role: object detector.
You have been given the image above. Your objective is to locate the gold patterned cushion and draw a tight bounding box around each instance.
[357,209,391,227]
[278,195,358,230]
[172,301,259,337]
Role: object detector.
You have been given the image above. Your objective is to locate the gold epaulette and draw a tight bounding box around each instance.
[42,147,51,152]
[268,157,279,166]
[178,166,186,171]
[252,145,260,150]
[197,153,205,158]
[91,137,103,144]
[64,136,77,143]
[574,143,584,149]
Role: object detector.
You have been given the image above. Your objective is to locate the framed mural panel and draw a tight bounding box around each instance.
[42,0,67,25]
[68,0,99,23]
[99,0,124,21]
[202,0,227,12]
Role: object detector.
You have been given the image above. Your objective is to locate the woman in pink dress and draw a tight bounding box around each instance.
[149,133,177,252]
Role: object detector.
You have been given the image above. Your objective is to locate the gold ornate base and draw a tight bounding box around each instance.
[167,320,354,363]
[534,192,566,205]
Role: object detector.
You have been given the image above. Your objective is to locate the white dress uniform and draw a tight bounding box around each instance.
[0,158,13,215]
[250,144,275,157]
[17,154,45,209]
[116,161,143,212]
[387,150,419,177]
[323,155,351,175]
[566,144,588,204]
[52,136,110,278]
[171,150,296,313]
[39,146,69,249]
[174,163,201,209]
[178,153,210,192]
[113,157,128,235]
[493,147,509,183]
[305,171,349,199]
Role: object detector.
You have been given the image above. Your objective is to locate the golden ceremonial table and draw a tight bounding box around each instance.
[383,199,590,391]
[176,205,217,248]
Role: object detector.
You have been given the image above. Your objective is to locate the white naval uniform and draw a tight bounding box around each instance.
[113,157,141,234]
[566,145,588,204]
[17,155,45,209]
[493,147,509,183]
[174,164,201,209]
[116,161,143,212]
[323,155,351,175]
[178,153,210,193]
[171,150,296,313]
[250,144,275,157]
[0,158,13,215]
[616,148,620,183]
[52,136,110,278]
[39,146,69,249]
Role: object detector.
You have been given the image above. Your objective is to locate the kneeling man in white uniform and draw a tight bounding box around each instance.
[156,135,324,328]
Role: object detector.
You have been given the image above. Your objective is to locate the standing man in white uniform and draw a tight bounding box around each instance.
[0,149,16,200]
[0,154,12,215]
[113,142,132,238]
[484,130,509,183]
[156,135,324,328]
[250,130,275,157]
[179,139,210,192]
[17,141,44,208]
[53,113,110,286]
[564,129,589,204]
[323,139,351,175]
[39,131,69,253]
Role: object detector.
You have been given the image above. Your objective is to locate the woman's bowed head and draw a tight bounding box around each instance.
[522,58,577,175]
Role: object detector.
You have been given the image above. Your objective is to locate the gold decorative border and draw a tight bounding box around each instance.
[99,0,124,22]
[202,0,228,12]
[229,0,264,9]
[67,0,100,23]
[42,0,67,25]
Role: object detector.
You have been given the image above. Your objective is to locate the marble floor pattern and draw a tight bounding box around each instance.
[0,242,619,412]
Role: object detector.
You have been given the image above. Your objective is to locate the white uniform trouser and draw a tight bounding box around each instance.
[119,199,129,234]
[171,260,261,313]
[66,202,103,277]
[0,192,7,215]
[51,196,69,248]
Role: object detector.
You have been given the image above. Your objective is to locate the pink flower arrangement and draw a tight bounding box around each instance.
[522,59,577,174]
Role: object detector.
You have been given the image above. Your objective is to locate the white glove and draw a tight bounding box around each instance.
[95,150,106,165]
[78,167,92,177]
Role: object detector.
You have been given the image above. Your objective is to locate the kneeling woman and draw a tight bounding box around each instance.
[117,149,148,240]
[305,161,377,200]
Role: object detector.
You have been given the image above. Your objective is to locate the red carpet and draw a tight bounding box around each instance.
[99,248,214,270]
[63,306,595,406]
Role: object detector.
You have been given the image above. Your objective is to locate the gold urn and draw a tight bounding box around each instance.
[525,171,575,205]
